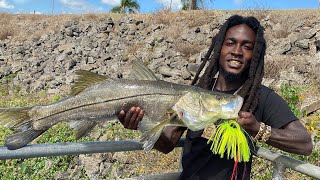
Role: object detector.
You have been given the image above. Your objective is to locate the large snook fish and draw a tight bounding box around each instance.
[0,60,243,150]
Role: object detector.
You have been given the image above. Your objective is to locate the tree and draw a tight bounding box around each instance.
[181,0,203,10]
[181,0,214,10]
[110,0,140,14]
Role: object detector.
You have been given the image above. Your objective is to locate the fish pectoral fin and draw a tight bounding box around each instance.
[71,70,108,96]
[128,60,159,81]
[140,129,162,151]
[69,120,97,139]
[139,115,171,151]
[139,113,186,151]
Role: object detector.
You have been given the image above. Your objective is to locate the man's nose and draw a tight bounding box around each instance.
[231,44,243,56]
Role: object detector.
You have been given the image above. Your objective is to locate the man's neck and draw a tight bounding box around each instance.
[214,74,246,92]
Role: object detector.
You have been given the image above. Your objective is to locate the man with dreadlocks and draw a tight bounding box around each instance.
[117,15,312,179]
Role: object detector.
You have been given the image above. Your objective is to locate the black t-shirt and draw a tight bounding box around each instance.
[180,85,298,180]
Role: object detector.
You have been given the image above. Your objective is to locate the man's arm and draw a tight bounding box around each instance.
[118,107,185,154]
[153,126,186,154]
[238,111,313,155]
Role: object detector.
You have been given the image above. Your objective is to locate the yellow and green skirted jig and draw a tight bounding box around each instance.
[207,120,250,163]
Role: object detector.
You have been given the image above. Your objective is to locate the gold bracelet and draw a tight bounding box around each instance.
[253,122,266,142]
[261,125,271,142]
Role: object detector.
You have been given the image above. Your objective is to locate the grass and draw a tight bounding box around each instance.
[0,13,124,42]
[173,40,206,58]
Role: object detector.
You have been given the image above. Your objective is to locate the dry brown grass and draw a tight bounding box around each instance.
[163,24,183,40]
[81,13,100,21]
[127,42,144,55]
[114,148,181,177]
[264,55,306,79]
[0,13,16,40]
[0,13,124,42]
[174,10,217,28]
[269,10,319,39]
[146,9,176,25]
[173,40,205,58]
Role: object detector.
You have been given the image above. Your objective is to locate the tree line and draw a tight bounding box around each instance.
[110,0,210,14]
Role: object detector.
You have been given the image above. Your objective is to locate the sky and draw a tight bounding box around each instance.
[0,0,318,14]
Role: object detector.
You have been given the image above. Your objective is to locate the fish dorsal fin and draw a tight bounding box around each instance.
[129,60,159,80]
[71,70,108,96]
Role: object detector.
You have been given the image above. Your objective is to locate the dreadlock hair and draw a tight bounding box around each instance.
[191,15,266,112]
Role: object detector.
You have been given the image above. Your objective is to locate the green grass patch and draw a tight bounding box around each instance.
[279,83,304,118]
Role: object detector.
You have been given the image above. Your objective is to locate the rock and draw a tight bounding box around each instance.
[54,172,68,180]
[301,97,320,115]
[315,40,320,52]
[47,88,60,94]
[279,66,307,85]
[295,39,309,49]
[275,38,291,54]
[262,78,275,87]
[14,46,25,54]
[99,162,113,177]
[79,154,102,180]
[302,24,320,39]
[186,63,200,75]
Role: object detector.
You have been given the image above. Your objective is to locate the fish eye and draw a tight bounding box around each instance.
[216,96,222,101]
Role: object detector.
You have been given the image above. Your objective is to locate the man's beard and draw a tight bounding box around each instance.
[219,67,249,82]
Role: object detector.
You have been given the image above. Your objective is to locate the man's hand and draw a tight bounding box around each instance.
[117,106,185,154]
[118,106,144,130]
[237,111,260,136]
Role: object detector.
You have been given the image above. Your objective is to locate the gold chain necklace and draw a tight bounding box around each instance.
[212,73,243,95]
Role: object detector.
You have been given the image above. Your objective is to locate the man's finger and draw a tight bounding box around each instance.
[128,107,140,129]
[238,111,251,118]
[133,109,144,129]
[124,107,135,127]
[118,110,126,123]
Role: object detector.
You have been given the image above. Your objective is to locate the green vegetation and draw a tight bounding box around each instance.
[280,83,304,118]
[110,0,140,14]
[181,0,203,10]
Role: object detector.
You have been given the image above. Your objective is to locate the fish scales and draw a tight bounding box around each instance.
[31,79,189,130]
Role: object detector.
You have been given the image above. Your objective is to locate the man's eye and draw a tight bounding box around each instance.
[244,45,253,50]
[226,42,234,46]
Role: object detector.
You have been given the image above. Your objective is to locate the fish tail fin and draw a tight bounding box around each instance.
[5,122,47,150]
[139,112,184,151]
[0,107,46,150]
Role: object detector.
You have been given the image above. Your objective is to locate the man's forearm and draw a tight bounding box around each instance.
[265,121,312,155]
[154,126,186,154]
